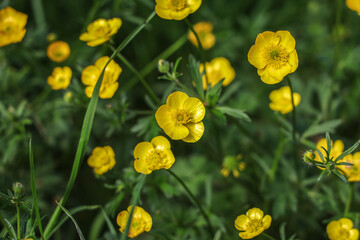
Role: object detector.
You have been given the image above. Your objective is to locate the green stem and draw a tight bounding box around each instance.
[121,33,188,93]
[262,232,277,240]
[31,0,47,32]
[0,212,16,239]
[184,18,209,87]
[287,77,296,143]
[43,11,156,239]
[16,205,20,239]
[108,45,160,105]
[344,182,355,217]
[269,136,286,182]
[167,169,214,237]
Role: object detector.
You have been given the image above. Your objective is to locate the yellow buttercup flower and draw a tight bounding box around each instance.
[341,152,360,182]
[234,207,272,239]
[134,136,175,174]
[117,206,152,238]
[248,31,298,84]
[155,91,205,143]
[79,18,122,47]
[155,0,202,20]
[188,21,215,50]
[87,146,116,175]
[221,154,246,178]
[0,7,27,47]
[81,56,122,99]
[315,138,344,163]
[47,41,70,62]
[326,218,359,240]
[199,57,235,90]
[346,0,360,15]
[47,67,72,90]
[269,86,301,114]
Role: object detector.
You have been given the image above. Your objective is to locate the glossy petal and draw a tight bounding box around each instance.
[248,45,268,69]
[288,49,299,72]
[234,215,249,231]
[247,208,264,220]
[99,82,119,99]
[182,97,205,122]
[262,215,272,229]
[169,8,191,20]
[134,142,153,160]
[107,18,122,36]
[166,91,189,109]
[276,30,296,53]
[182,122,204,143]
[155,5,172,19]
[151,136,171,151]
[81,65,100,86]
[254,31,280,49]
[187,0,202,12]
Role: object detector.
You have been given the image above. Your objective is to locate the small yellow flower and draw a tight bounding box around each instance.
[0,7,27,47]
[79,18,122,47]
[117,206,152,238]
[315,138,344,163]
[47,33,57,42]
[155,91,205,143]
[248,31,298,84]
[346,0,360,15]
[199,57,235,90]
[47,67,72,90]
[47,41,70,62]
[269,86,301,114]
[326,218,359,240]
[155,0,201,20]
[235,207,272,239]
[188,21,215,50]
[81,56,122,99]
[134,136,175,174]
[221,154,246,178]
[87,146,116,175]
[341,152,360,182]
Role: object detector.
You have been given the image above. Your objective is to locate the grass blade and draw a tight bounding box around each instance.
[29,139,44,239]
[56,202,85,240]
[0,213,16,239]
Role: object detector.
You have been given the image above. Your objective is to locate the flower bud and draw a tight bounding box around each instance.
[303,151,315,165]
[12,182,24,199]
[157,59,170,73]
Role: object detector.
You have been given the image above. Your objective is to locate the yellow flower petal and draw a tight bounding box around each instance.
[169,8,191,20]
[349,229,360,240]
[107,18,122,36]
[134,142,153,160]
[339,218,354,230]
[81,65,100,86]
[155,5,172,19]
[247,208,264,220]
[182,122,204,143]
[182,97,205,122]
[166,91,189,109]
[276,30,296,53]
[288,49,299,72]
[234,215,249,231]
[255,31,280,49]
[151,136,171,151]
[262,215,272,229]
[99,82,119,99]
[187,0,202,13]
[346,0,360,15]
[134,158,152,174]
[248,45,268,69]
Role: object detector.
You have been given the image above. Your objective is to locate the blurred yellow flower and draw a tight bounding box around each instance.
[155,91,205,143]
[346,0,360,15]
[87,146,116,175]
[155,0,201,20]
[315,138,344,164]
[235,207,272,239]
[79,18,122,47]
[47,67,72,90]
[341,152,360,182]
[188,21,215,50]
[326,218,359,240]
[134,136,175,174]
[199,57,235,90]
[248,31,298,84]
[269,86,301,114]
[47,41,70,62]
[81,56,122,99]
[221,154,246,178]
[117,206,152,238]
[0,7,27,47]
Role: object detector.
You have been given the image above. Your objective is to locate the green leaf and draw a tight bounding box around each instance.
[332,169,348,183]
[56,202,85,240]
[0,213,16,239]
[216,106,251,122]
[188,55,204,99]
[206,79,223,107]
[325,132,331,159]
[29,139,44,239]
[317,169,327,181]
[280,222,287,240]
[210,109,227,126]
[314,149,325,163]
[335,139,360,162]
[301,119,342,140]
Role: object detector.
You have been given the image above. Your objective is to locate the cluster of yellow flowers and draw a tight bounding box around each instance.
[220,154,246,178]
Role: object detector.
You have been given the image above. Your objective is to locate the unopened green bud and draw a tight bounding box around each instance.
[157,59,170,73]
[12,182,24,199]
[303,151,315,165]
[64,91,73,103]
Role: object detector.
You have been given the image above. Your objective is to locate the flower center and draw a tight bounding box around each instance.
[171,0,186,10]
[246,220,262,233]
[263,45,288,69]
[172,110,190,125]
[144,149,170,171]
[337,229,350,239]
